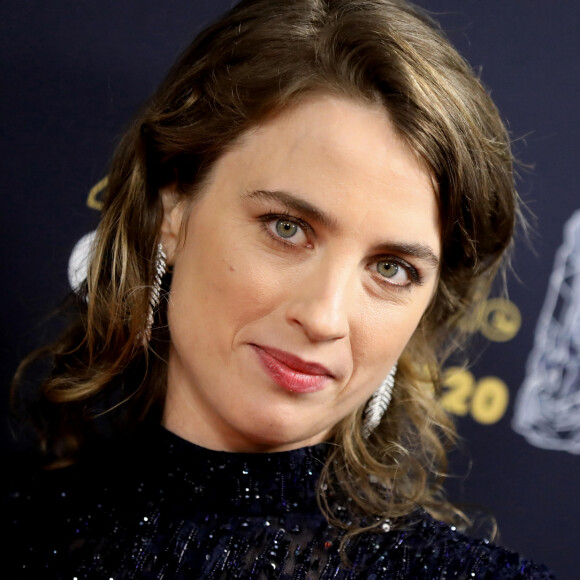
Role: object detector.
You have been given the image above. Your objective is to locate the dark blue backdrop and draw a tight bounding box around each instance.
[1,2,578,577]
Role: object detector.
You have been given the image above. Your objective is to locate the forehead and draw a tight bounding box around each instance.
[205,94,440,255]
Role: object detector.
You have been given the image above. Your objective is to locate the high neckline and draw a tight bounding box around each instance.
[141,425,332,516]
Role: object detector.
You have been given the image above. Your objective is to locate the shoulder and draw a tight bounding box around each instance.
[2,444,142,577]
[377,511,557,579]
[3,453,94,537]
[2,455,72,575]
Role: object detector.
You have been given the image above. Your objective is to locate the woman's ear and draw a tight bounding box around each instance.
[160,186,186,265]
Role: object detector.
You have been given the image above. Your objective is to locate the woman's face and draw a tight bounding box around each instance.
[161,94,440,452]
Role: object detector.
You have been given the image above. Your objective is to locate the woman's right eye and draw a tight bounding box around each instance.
[274,219,300,239]
[263,215,310,247]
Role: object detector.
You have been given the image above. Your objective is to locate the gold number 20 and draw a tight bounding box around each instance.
[440,368,509,425]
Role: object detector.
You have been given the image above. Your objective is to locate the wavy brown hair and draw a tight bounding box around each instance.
[13,0,517,539]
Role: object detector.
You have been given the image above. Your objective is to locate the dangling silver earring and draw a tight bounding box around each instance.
[362,363,398,438]
[144,243,167,343]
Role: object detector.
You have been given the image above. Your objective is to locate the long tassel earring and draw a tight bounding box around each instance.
[362,363,398,438]
[143,243,167,344]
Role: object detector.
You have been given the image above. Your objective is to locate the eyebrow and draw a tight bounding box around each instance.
[244,188,440,270]
[245,189,339,231]
[376,241,440,270]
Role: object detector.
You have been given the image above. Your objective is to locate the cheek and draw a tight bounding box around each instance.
[216,248,289,317]
[352,296,432,372]
[169,234,287,340]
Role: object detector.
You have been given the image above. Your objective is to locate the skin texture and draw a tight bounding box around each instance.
[160,94,441,452]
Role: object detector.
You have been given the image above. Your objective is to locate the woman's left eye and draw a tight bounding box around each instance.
[375,259,416,287]
[265,216,309,246]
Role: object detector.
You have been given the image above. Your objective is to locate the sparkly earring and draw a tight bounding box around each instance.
[144,243,167,343]
[362,363,398,438]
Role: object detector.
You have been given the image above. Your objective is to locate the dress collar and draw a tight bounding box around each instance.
[144,426,331,516]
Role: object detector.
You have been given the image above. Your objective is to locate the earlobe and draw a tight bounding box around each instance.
[159,186,185,265]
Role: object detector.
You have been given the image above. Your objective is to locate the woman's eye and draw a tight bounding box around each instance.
[266,217,309,246]
[275,219,299,239]
[376,260,412,286]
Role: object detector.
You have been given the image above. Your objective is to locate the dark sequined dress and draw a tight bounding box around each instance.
[4,426,555,579]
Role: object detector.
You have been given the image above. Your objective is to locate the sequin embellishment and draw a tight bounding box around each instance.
[4,426,556,579]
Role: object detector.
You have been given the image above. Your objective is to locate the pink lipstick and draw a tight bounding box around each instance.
[251,345,332,393]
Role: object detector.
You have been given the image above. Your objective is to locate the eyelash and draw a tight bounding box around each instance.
[259,212,312,248]
[258,211,423,289]
[373,256,422,289]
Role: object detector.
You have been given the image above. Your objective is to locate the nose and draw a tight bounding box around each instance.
[284,260,354,342]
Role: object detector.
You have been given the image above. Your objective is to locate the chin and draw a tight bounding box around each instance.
[236,420,329,453]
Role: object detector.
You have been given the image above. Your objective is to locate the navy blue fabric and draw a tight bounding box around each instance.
[3,426,555,579]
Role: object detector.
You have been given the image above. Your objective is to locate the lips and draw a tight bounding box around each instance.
[250,344,333,393]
